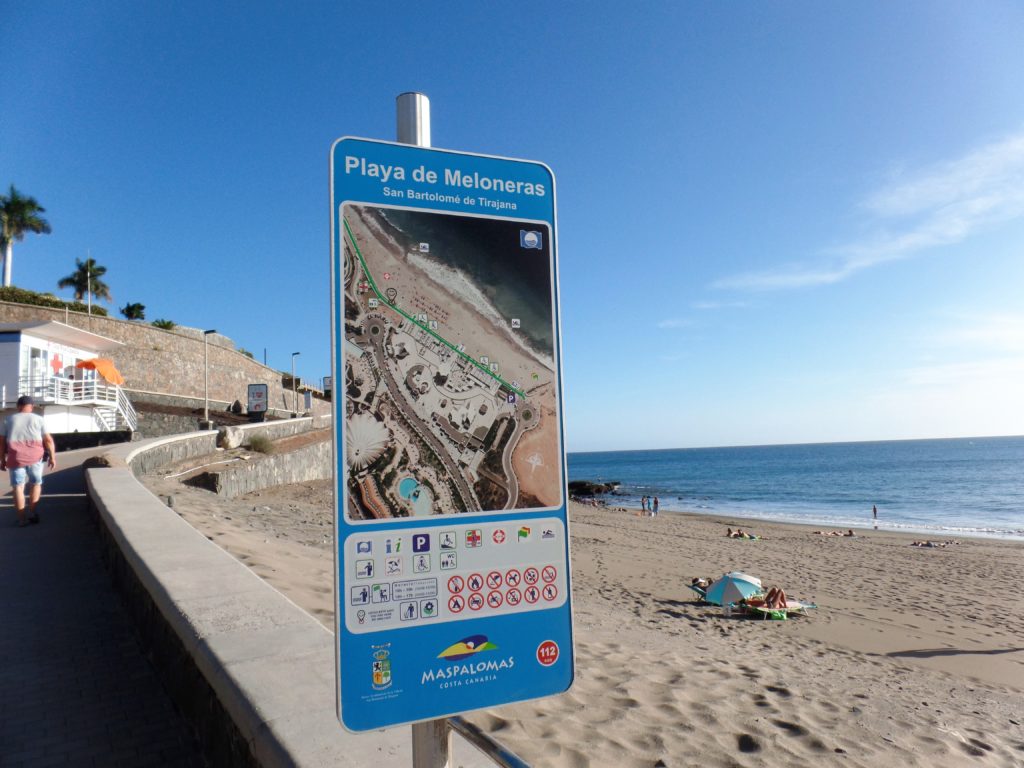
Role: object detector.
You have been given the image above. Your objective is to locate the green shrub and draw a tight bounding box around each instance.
[0,286,108,316]
[237,347,255,359]
[248,434,274,454]
[151,318,175,330]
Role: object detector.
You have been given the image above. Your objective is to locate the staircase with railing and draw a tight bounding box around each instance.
[8,376,138,432]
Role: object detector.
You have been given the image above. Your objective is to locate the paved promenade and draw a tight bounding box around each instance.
[0,447,206,767]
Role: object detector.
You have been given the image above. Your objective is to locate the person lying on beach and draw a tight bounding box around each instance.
[727,527,760,539]
[764,586,788,608]
[911,540,947,548]
[741,586,789,609]
[814,529,854,536]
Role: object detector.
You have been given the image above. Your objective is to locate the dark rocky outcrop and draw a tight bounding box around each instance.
[568,480,621,497]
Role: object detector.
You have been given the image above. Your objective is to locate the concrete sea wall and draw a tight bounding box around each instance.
[84,420,414,767]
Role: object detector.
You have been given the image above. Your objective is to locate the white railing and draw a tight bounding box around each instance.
[16,376,138,432]
[116,385,138,431]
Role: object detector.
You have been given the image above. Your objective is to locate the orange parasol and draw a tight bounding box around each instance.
[75,358,126,386]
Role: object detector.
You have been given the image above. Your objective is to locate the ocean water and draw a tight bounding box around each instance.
[567,436,1024,540]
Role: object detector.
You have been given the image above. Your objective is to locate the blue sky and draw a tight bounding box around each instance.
[3,1,1023,451]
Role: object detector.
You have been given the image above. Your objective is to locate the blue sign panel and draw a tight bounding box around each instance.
[330,137,573,732]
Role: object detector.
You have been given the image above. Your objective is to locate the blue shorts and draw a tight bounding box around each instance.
[10,461,44,487]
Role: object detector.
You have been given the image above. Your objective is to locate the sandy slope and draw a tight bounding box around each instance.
[141,470,1024,767]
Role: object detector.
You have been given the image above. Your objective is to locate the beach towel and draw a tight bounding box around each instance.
[744,600,816,619]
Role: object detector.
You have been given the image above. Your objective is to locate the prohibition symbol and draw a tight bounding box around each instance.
[542,584,558,601]
[467,573,484,592]
[486,571,503,590]
[506,588,522,606]
[448,595,465,613]
[468,593,484,611]
[505,568,521,588]
[447,575,464,594]
[524,567,540,585]
[524,585,540,604]
[487,590,503,609]
[541,565,557,584]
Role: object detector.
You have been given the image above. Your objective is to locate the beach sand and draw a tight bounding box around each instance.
[141,469,1024,767]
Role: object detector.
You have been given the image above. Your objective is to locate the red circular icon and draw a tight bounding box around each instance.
[448,595,464,613]
[524,567,540,585]
[492,529,506,544]
[505,568,521,587]
[487,590,503,608]
[541,565,557,584]
[447,575,464,594]
[506,588,522,606]
[537,640,559,667]
[542,584,558,602]
[467,573,484,591]
[524,586,540,604]
[486,571,503,589]
[468,593,484,611]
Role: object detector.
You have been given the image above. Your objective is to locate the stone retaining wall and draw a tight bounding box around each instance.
[125,432,220,477]
[0,301,330,418]
[203,439,332,499]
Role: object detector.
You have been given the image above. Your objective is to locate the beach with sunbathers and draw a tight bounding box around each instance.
[141,468,1024,767]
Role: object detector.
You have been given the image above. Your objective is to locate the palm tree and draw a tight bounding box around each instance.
[0,185,52,287]
[120,302,145,320]
[57,257,112,303]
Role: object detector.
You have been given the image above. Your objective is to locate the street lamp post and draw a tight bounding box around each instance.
[204,329,217,425]
[291,352,301,416]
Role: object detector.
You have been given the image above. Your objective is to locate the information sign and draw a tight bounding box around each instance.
[247,383,268,413]
[331,137,573,732]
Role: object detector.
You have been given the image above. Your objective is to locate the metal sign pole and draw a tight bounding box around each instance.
[397,90,452,768]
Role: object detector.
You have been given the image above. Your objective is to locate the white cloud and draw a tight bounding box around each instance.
[713,131,1024,291]
[896,357,1024,389]
[930,312,1024,354]
[691,300,748,310]
[656,318,692,329]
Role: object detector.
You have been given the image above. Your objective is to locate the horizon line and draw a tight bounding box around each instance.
[567,432,1024,456]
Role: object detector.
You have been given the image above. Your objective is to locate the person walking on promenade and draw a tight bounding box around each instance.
[652,496,659,516]
[1,395,56,527]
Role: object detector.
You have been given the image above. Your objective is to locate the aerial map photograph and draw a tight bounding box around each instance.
[342,203,562,519]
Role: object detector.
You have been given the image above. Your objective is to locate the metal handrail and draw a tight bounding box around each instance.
[16,375,137,432]
[447,717,530,768]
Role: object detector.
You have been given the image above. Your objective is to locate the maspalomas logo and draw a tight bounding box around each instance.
[423,635,514,686]
[437,635,497,661]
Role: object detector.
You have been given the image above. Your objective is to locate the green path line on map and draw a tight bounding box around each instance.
[344,218,527,399]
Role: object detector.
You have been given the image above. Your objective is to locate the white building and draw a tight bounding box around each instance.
[0,321,137,437]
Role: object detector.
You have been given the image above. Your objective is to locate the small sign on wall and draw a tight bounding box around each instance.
[247,383,269,413]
